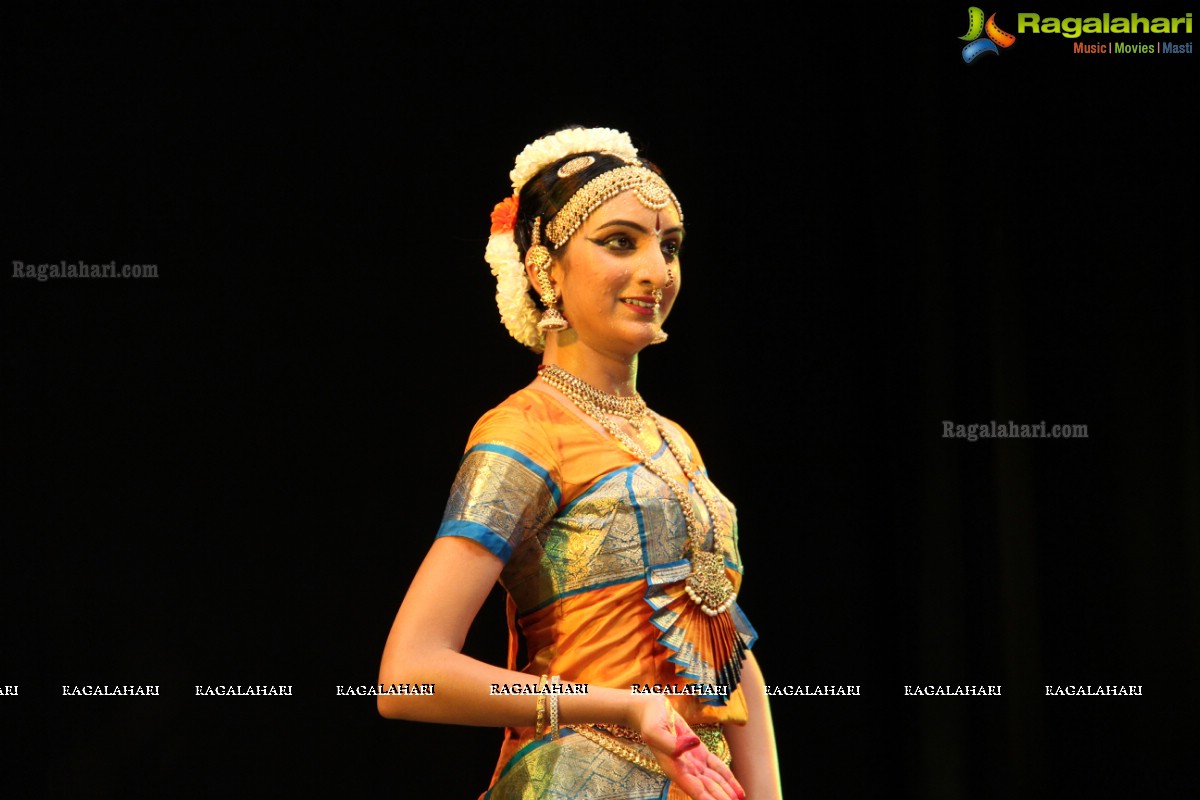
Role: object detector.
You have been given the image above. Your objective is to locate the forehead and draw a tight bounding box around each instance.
[582,190,684,231]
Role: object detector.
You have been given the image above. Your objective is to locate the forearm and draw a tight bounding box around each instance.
[378,537,657,730]
[376,642,644,728]
[726,651,782,799]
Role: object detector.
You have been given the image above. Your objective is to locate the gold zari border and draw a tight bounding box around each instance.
[568,723,730,777]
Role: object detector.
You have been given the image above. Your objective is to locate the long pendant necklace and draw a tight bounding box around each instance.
[538,364,737,616]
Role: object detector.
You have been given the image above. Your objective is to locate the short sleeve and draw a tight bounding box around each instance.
[434,401,561,564]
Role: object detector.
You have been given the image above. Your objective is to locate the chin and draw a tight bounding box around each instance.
[629,334,658,353]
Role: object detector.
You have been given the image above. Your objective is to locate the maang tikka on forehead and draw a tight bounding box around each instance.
[545,164,683,249]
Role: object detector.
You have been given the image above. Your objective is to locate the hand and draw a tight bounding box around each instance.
[633,696,745,800]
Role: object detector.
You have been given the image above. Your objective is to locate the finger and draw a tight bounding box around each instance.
[675,774,720,800]
[673,732,702,756]
[648,729,703,762]
[667,715,703,756]
[705,750,741,790]
[643,724,681,755]
[697,772,735,800]
[707,769,744,800]
[666,749,714,794]
[676,744,712,773]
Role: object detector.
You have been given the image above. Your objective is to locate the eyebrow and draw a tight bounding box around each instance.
[594,219,686,237]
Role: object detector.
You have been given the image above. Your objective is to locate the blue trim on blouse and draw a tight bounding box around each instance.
[436,519,513,563]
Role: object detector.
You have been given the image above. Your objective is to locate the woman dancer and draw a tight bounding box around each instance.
[378,126,781,800]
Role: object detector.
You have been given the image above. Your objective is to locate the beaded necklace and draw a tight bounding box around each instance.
[537,364,736,616]
[536,363,649,431]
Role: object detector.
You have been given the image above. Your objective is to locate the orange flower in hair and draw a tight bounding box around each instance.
[490,196,519,234]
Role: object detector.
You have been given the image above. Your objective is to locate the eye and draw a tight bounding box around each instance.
[604,234,636,251]
[588,234,637,252]
[661,238,682,263]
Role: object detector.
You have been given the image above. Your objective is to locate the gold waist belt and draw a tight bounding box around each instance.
[569,722,730,776]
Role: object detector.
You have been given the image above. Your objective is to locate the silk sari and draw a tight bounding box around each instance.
[436,386,758,799]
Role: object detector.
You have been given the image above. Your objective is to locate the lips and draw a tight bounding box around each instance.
[621,296,658,316]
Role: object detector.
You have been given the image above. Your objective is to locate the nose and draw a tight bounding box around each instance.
[636,241,670,289]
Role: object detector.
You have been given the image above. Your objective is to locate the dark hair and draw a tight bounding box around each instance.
[513,152,666,259]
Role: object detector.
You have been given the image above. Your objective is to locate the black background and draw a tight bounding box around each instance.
[4,3,1196,798]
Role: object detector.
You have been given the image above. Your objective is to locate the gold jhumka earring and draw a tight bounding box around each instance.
[527,216,567,333]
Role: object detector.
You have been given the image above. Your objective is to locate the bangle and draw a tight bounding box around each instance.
[534,674,549,737]
[548,675,561,739]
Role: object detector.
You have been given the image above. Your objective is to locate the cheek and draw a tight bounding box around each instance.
[579,267,630,299]
[559,255,633,311]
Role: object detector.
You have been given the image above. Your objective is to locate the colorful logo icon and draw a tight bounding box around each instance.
[960,7,1016,62]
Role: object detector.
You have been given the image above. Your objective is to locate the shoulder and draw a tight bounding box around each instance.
[465,384,571,468]
[469,385,554,441]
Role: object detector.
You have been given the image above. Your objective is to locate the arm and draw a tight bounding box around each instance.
[377,535,744,800]
[725,651,782,799]
[377,534,635,726]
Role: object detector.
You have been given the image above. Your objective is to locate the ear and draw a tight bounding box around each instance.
[523,255,541,290]
[524,249,559,296]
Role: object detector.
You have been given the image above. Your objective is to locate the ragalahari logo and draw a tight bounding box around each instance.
[960,7,1017,62]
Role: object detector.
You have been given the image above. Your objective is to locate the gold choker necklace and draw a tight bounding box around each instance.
[537,364,737,616]
[536,364,650,431]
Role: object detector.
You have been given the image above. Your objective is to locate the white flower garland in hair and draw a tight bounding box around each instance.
[486,127,642,352]
[509,127,638,192]
[485,229,543,351]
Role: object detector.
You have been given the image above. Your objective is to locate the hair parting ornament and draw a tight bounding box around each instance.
[484,127,682,352]
[557,156,595,178]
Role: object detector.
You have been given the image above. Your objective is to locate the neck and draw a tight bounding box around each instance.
[541,336,639,396]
